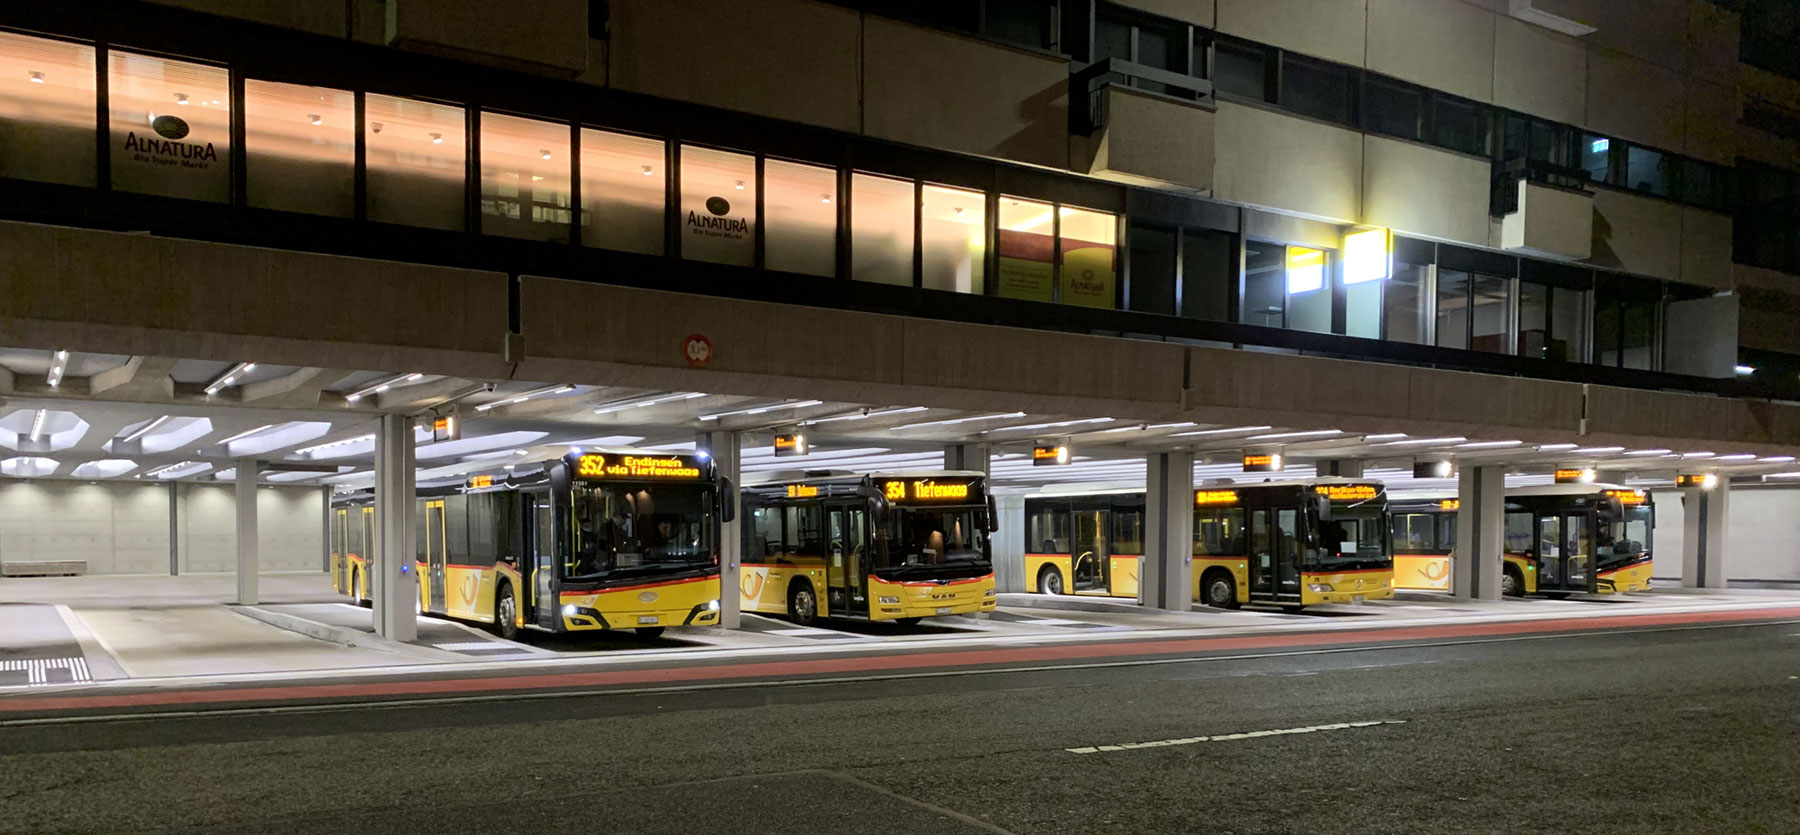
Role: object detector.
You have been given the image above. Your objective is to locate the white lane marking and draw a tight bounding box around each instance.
[430,641,526,652]
[0,658,90,687]
[1066,720,1405,754]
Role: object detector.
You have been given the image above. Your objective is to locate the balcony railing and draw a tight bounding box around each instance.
[1491,157,1590,216]
[1070,58,1216,135]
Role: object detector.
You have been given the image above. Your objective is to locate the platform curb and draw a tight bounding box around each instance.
[231,605,461,662]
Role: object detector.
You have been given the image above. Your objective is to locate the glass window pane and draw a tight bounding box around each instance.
[1517,281,1549,358]
[1364,76,1422,141]
[580,128,664,255]
[1127,224,1175,315]
[1242,240,1284,327]
[1548,286,1583,362]
[1095,17,1131,62]
[1280,55,1352,124]
[1383,260,1429,344]
[1680,158,1726,211]
[996,196,1055,302]
[764,158,836,277]
[480,112,571,242]
[1214,40,1266,100]
[850,172,914,285]
[1621,301,1656,370]
[366,94,465,230]
[1579,134,1611,182]
[108,51,228,201]
[984,0,1053,50]
[921,183,985,293]
[0,32,95,186]
[1059,207,1118,309]
[1470,273,1511,354]
[1181,228,1232,322]
[1345,275,1380,339]
[1436,269,1470,349]
[1285,245,1330,334]
[1432,97,1485,156]
[244,79,352,216]
[1594,303,1621,367]
[1626,145,1673,197]
[680,145,755,267]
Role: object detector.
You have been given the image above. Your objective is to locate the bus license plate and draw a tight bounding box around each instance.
[637,616,658,625]
[936,607,952,615]
[1352,595,1366,603]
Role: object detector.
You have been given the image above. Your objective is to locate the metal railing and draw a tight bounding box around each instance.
[1070,58,1216,135]
[1491,157,1591,216]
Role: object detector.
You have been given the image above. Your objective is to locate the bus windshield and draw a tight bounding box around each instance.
[880,506,992,580]
[1600,503,1652,560]
[1313,504,1389,569]
[567,483,716,584]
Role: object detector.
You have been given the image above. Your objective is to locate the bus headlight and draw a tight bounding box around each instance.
[984,588,996,597]
[879,596,900,604]
[705,599,720,611]
[561,604,578,617]
[1308,583,1334,593]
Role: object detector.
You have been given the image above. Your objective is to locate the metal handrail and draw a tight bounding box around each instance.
[1071,57,1216,135]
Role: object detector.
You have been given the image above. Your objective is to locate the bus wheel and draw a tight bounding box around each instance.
[1038,566,1064,596]
[492,582,520,641]
[1502,567,1525,597]
[353,570,371,608]
[636,627,666,639]
[895,617,922,627]
[1202,571,1240,610]
[788,581,818,627]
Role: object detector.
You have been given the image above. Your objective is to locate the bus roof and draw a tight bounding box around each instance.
[744,469,987,487]
[1392,482,1644,503]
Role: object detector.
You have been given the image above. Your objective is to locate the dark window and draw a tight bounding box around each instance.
[1579,133,1614,183]
[1279,54,1354,124]
[1095,16,1131,62]
[1213,39,1269,101]
[1626,145,1674,197]
[1435,269,1471,350]
[1363,76,1424,141]
[1181,228,1233,322]
[467,492,496,560]
[1505,116,1576,168]
[1516,280,1550,359]
[1127,224,1176,315]
[1094,4,1190,96]
[1241,240,1285,328]
[1431,95,1487,156]
[1679,158,1729,211]
[985,0,1055,50]
[1384,259,1430,344]
[1734,159,1800,272]
[1594,276,1663,370]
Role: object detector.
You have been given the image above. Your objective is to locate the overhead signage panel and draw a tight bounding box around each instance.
[573,453,706,481]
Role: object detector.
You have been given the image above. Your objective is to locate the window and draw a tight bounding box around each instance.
[1241,240,1284,328]
[1059,207,1118,308]
[1383,259,1429,344]
[1213,38,1269,101]
[1128,223,1176,315]
[0,31,95,186]
[480,112,571,242]
[1095,4,1190,96]
[679,145,755,266]
[1363,75,1423,141]
[996,196,1056,302]
[1279,54,1354,125]
[244,80,353,217]
[1180,228,1233,322]
[1026,501,1071,554]
[1391,513,1436,553]
[1504,116,1575,169]
[984,0,1055,50]
[108,51,230,201]
[1679,158,1729,212]
[1435,269,1470,350]
[1504,511,1534,554]
[764,158,837,277]
[851,172,913,286]
[1470,273,1511,354]
[1284,245,1331,333]
[921,184,985,293]
[1109,508,1144,555]
[1579,134,1613,183]
[1735,160,1799,273]
[1194,510,1244,556]
[366,94,465,230]
[1431,95,1487,157]
[1517,279,1549,358]
[1593,276,1662,370]
[1626,145,1673,198]
[580,128,664,255]
[1548,285,1584,363]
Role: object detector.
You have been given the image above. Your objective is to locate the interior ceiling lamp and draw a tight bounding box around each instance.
[204,362,257,396]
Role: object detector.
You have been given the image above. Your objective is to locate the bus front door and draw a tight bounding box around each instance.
[1248,508,1304,606]
[527,492,558,629]
[332,508,348,593]
[826,506,868,616]
[424,499,448,613]
[1071,510,1110,593]
[1533,514,1593,594]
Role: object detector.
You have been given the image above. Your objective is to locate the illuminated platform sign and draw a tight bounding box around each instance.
[785,484,819,498]
[467,474,494,489]
[879,478,976,503]
[1033,444,1070,466]
[1605,488,1650,503]
[1242,453,1281,473]
[773,433,808,457]
[1314,483,1380,501]
[573,453,705,481]
[1554,468,1595,484]
[432,414,460,442]
[1673,473,1716,490]
[1439,499,1460,510]
[1195,489,1240,506]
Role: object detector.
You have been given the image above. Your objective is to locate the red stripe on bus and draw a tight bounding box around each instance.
[3,606,1796,715]
[1597,558,1654,577]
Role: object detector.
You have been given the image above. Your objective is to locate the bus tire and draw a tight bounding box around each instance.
[1201,569,1240,610]
[1502,566,1525,597]
[895,617,922,627]
[636,627,666,638]
[1038,566,1065,596]
[352,569,371,608]
[787,580,818,627]
[492,581,520,641]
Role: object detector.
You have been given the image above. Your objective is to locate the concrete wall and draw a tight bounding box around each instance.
[1366,0,1494,103]
[1492,16,1585,124]
[1653,487,1800,585]
[1362,136,1490,245]
[1217,0,1367,67]
[1084,87,1215,191]
[387,0,589,75]
[0,480,320,575]
[1212,102,1361,222]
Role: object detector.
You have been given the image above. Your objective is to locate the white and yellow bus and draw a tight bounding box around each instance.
[332,449,729,639]
[741,470,998,626]
[1389,484,1654,596]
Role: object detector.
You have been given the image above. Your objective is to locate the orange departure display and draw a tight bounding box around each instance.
[1314,483,1380,501]
[879,478,975,502]
[574,453,704,480]
[1195,489,1240,506]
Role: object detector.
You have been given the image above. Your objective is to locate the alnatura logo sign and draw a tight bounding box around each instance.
[124,114,217,170]
[687,195,748,240]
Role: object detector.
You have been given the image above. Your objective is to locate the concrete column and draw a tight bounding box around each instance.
[373,413,418,642]
[1315,459,1364,478]
[320,485,332,572]
[944,443,992,474]
[1143,452,1195,611]
[1452,465,1504,600]
[698,431,742,628]
[1680,479,1730,589]
[991,494,1026,593]
[234,458,259,605]
[167,481,179,576]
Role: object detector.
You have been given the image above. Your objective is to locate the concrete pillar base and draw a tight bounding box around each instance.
[1452,465,1503,600]
[1144,452,1195,611]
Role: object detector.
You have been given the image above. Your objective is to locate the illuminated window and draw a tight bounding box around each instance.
[0,32,95,186]
[366,94,465,230]
[244,80,353,216]
[480,111,571,242]
[579,128,664,255]
[765,159,836,277]
[996,196,1054,302]
[1058,207,1117,309]
[108,51,229,201]
[921,184,984,293]
[679,145,755,267]
[851,172,913,286]
[1285,246,1329,333]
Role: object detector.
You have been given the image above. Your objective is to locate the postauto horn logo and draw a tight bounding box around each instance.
[151,115,190,140]
[705,196,731,216]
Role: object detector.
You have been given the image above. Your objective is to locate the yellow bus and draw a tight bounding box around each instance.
[1027,479,1397,610]
[332,449,729,639]
[1389,484,1654,597]
[741,470,998,626]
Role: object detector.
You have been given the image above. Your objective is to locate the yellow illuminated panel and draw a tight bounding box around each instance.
[1285,247,1325,293]
[1440,499,1461,511]
[574,453,703,480]
[879,479,974,502]
[1242,453,1281,472]
[785,484,819,498]
[1033,445,1069,465]
[468,474,493,489]
[1314,483,1380,501]
[1342,228,1390,285]
[1672,474,1715,490]
[1605,489,1649,504]
[1554,468,1594,484]
[885,481,905,501]
[1195,489,1240,506]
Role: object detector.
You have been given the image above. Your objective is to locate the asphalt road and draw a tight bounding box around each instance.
[1,620,1797,834]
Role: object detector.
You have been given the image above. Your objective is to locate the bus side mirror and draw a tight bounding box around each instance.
[986,495,999,533]
[872,497,889,529]
[1315,495,1333,523]
[720,477,737,524]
